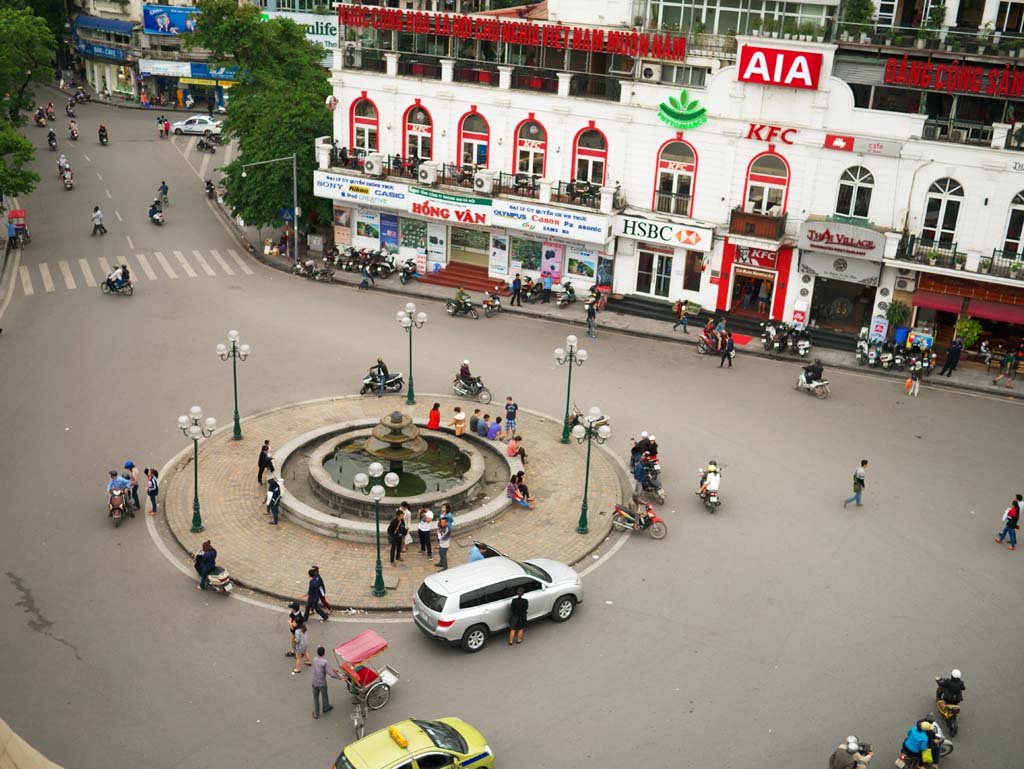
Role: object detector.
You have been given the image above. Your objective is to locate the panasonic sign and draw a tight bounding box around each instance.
[616,214,713,252]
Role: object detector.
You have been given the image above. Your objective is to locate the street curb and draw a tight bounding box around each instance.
[42,83,208,116]
[157,394,625,610]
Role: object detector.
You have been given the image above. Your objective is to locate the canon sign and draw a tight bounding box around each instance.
[738,46,823,90]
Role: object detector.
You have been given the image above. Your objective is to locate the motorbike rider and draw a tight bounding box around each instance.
[936,669,965,706]
[627,495,653,530]
[68,119,78,137]
[828,740,861,769]
[697,461,721,500]
[458,359,476,390]
[57,153,69,175]
[98,124,108,143]
[106,469,132,517]
[47,127,57,146]
[902,720,937,765]
[149,199,163,220]
[630,432,651,468]
[633,454,651,495]
[453,286,471,312]
[205,179,215,198]
[194,540,218,591]
[646,435,659,458]
[34,105,45,124]
[803,359,825,385]
[369,358,389,398]
[105,264,129,292]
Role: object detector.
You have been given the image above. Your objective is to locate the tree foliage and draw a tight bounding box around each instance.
[0,6,56,124]
[185,0,331,230]
[0,123,40,202]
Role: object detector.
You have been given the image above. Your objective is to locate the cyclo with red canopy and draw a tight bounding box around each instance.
[333,629,400,711]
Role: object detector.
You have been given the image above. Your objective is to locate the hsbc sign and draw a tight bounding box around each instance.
[616,214,713,252]
[738,46,823,90]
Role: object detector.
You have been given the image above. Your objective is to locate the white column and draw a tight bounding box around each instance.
[440,58,454,83]
[105,63,114,93]
[942,0,961,29]
[556,72,573,97]
[981,0,1000,26]
[498,65,512,89]
[384,53,399,76]
[539,179,553,204]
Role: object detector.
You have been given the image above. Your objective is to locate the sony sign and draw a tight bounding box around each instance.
[738,46,823,90]
[615,214,712,252]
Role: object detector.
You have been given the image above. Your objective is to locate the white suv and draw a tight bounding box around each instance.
[412,553,583,653]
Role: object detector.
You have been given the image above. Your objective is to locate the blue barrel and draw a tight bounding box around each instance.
[894,326,910,346]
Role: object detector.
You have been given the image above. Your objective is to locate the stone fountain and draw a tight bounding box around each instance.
[363,411,427,474]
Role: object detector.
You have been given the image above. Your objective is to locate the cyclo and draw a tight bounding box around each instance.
[334,629,400,738]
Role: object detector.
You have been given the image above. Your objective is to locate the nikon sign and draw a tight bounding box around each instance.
[615,214,713,252]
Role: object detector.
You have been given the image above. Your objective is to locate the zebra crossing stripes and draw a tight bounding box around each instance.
[227,249,254,275]
[38,263,55,293]
[98,257,113,277]
[135,253,158,281]
[18,266,33,295]
[78,259,97,287]
[173,250,198,278]
[153,252,178,280]
[58,261,76,290]
[209,249,234,276]
[192,250,216,277]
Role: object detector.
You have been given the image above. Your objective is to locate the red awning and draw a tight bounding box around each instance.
[967,299,1024,325]
[912,290,962,314]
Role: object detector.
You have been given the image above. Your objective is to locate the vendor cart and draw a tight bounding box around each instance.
[334,629,400,737]
[6,210,30,247]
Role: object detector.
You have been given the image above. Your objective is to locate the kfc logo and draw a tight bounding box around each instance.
[746,123,797,144]
[738,46,823,90]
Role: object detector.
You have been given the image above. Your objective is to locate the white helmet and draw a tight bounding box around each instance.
[847,736,858,745]
[649,435,657,442]
[951,669,962,679]
[463,359,469,366]
[846,742,859,754]
[640,431,648,438]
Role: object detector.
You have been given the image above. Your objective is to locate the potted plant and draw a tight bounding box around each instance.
[799,21,816,40]
[954,317,983,348]
[1011,262,1023,279]
[886,300,911,342]
[763,17,778,37]
[750,16,762,35]
[950,36,962,51]
[927,249,940,266]
[978,256,992,273]
[954,253,966,270]
[916,28,929,48]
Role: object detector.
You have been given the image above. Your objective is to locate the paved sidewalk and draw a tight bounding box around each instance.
[162,395,628,610]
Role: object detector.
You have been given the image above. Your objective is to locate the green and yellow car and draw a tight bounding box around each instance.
[333,718,494,769]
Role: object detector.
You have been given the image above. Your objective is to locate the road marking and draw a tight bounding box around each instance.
[153,251,178,279]
[114,210,122,222]
[78,258,96,287]
[126,235,134,250]
[105,188,111,199]
[173,250,197,278]
[38,263,55,293]
[96,172,103,181]
[227,248,254,275]
[199,149,211,178]
[209,249,234,275]
[18,266,33,295]
[58,260,76,290]
[98,257,113,277]
[192,249,216,276]
[83,154,91,163]
[135,253,158,281]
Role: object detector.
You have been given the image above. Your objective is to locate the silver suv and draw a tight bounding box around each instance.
[412,553,583,653]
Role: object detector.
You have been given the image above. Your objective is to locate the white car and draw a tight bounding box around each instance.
[171,115,222,136]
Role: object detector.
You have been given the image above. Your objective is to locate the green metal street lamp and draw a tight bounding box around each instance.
[397,302,427,406]
[554,334,588,444]
[571,406,611,535]
[177,406,217,534]
[216,329,250,441]
[353,462,400,598]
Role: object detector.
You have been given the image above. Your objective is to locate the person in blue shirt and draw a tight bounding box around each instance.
[633,458,649,495]
[107,470,130,493]
[902,720,936,763]
[476,414,491,438]
[107,470,132,518]
[487,416,505,441]
[541,272,553,303]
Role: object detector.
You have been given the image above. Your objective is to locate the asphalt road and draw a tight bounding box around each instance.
[1,103,1021,769]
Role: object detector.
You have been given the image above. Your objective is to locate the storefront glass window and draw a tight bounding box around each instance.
[574,129,607,185]
[746,153,788,214]
[922,178,963,246]
[460,113,488,167]
[516,120,547,176]
[683,251,703,291]
[835,166,874,220]
[352,99,378,152]
[997,0,1024,32]
[405,106,432,159]
[655,141,695,216]
[1003,191,1024,256]
[636,248,673,297]
[871,86,921,115]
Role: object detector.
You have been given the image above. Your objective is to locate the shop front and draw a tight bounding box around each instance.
[716,240,796,320]
[71,16,136,98]
[797,221,886,334]
[612,212,716,308]
[913,273,1024,351]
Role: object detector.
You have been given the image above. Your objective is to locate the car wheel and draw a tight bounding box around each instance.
[173,128,183,135]
[461,624,489,653]
[550,596,576,622]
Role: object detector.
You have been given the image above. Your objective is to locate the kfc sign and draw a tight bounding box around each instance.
[738,46,823,90]
[746,123,797,144]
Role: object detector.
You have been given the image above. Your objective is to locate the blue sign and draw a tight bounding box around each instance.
[74,39,127,61]
[142,5,200,36]
[279,208,295,223]
[189,62,236,82]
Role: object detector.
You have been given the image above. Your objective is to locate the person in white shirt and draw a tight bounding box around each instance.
[417,506,434,559]
[697,462,721,499]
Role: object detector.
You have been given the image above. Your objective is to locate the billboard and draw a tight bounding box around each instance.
[143,5,201,36]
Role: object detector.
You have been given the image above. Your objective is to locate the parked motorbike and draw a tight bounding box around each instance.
[569,403,609,429]
[73,88,92,103]
[523,278,544,303]
[193,550,234,595]
[446,298,480,319]
[772,323,789,356]
[313,265,335,282]
[880,342,895,370]
[101,279,134,297]
[697,329,735,358]
[555,280,576,308]
[794,327,812,357]
[452,375,491,403]
[107,488,132,527]
[611,501,667,539]
[761,320,778,352]
[360,370,404,395]
[855,332,869,365]
[482,288,503,317]
[196,137,216,153]
[893,345,906,371]
[795,371,830,399]
[867,340,880,367]
[292,259,317,279]
[369,253,395,279]
[398,258,417,284]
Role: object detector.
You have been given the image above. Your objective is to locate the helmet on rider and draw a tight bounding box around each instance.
[124,461,135,469]
[951,669,962,679]
[463,359,469,366]
[648,435,656,442]
[845,742,859,754]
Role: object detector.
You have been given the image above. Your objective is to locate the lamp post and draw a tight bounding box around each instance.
[396,302,427,406]
[216,329,251,441]
[177,406,217,533]
[353,462,400,597]
[554,334,588,444]
[240,154,299,262]
[571,407,611,535]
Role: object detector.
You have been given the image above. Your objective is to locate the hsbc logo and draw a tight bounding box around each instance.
[738,46,823,90]
[617,216,711,252]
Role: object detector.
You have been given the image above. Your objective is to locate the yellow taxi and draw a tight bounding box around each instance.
[333,718,494,769]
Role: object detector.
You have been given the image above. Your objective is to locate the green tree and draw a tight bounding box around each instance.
[0,6,57,124]
[0,123,40,203]
[184,0,331,230]
[842,0,875,31]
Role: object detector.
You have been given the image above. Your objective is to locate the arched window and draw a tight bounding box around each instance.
[350,98,378,152]
[404,104,432,160]
[654,140,696,216]
[836,166,874,219]
[922,177,964,246]
[1003,191,1024,257]
[745,153,789,214]
[572,127,607,185]
[516,118,547,177]
[459,112,489,167]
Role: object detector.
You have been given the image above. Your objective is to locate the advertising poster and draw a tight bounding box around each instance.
[399,218,427,274]
[333,206,352,246]
[354,210,380,250]
[542,242,563,281]
[489,234,509,277]
[143,5,201,35]
[511,238,542,272]
[426,223,447,269]
[596,255,614,287]
[566,244,596,280]
[380,213,399,256]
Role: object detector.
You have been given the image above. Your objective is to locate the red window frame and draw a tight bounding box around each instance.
[348,91,379,152]
[741,150,791,214]
[402,99,433,160]
[513,113,548,178]
[650,134,698,217]
[570,121,608,186]
[457,107,490,168]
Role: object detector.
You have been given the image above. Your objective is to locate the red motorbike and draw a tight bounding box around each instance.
[697,329,734,358]
[611,501,667,539]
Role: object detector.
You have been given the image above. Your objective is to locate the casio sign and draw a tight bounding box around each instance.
[738,46,823,90]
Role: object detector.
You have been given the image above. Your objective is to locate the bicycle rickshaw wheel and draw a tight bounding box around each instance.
[366,681,391,710]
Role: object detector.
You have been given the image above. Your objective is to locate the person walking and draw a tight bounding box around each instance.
[938,338,963,377]
[996,494,1022,551]
[508,587,528,644]
[426,402,441,430]
[449,406,466,437]
[586,300,598,338]
[387,508,407,564]
[359,263,374,290]
[286,600,303,658]
[510,273,523,306]
[266,477,282,524]
[303,567,330,623]
[311,646,341,719]
[417,505,434,558]
[541,271,553,303]
[145,467,159,515]
[718,332,734,368]
[291,620,310,674]
[125,461,141,510]
[258,440,274,484]
[909,363,922,398]
[993,348,1019,388]
[436,516,451,569]
[843,459,869,508]
[504,397,519,437]
[162,119,171,140]
[90,206,107,236]
[671,299,688,333]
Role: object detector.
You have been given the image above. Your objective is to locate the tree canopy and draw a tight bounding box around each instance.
[185,0,331,230]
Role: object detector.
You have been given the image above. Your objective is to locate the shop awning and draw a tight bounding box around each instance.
[967,299,1024,325]
[74,15,136,35]
[912,290,962,314]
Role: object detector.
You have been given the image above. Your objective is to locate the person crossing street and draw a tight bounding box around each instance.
[90,206,107,236]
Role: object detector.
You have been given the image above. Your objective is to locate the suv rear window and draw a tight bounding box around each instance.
[417,582,447,613]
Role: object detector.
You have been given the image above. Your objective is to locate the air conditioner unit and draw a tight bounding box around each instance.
[895,277,916,291]
[473,170,496,195]
[638,62,662,82]
[417,161,440,186]
[897,268,911,276]
[343,42,362,69]
[363,153,384,177]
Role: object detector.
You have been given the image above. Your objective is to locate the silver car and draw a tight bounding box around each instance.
[412,551,583,653]
[171,115,222,136]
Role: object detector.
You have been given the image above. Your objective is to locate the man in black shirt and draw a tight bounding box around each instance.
[508,587,528,645]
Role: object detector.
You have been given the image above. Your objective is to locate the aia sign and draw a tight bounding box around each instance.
[738,46,823,90]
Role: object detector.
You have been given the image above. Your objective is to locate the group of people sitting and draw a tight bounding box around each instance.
[506,471,534,509]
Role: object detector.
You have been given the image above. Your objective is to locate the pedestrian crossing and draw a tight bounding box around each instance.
[13,248,255,296]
